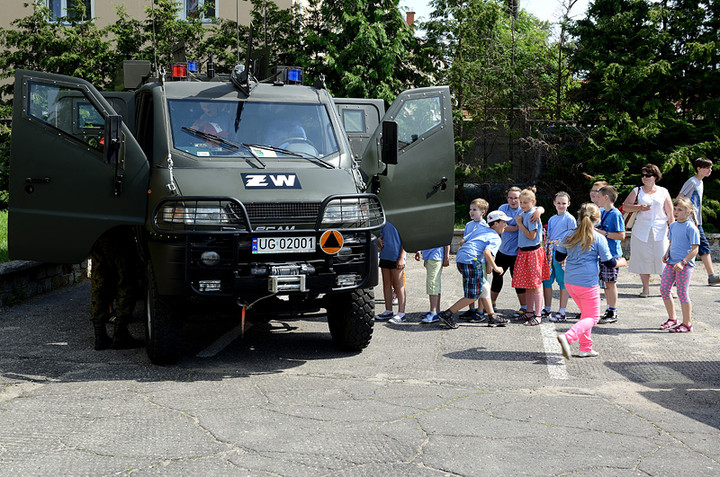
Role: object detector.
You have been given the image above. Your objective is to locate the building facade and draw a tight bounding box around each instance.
[2,1,298,31]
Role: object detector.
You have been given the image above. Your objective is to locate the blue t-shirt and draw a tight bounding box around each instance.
[457,224,502,266]
[379,222,403,261]
[679,177,703,226]
[547,212,577,242]
[498,204,524,256]
[598,207,625,258]
[556,230,612,287]
[517,207,542,248]
[463,219,488,236]
[421,246,445,261]
[667,220,700,266]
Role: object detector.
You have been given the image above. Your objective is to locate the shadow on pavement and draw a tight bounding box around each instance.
[605,360,720,430]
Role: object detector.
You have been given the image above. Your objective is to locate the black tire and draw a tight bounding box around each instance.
[326,288,374,351]
[145,265,181,365]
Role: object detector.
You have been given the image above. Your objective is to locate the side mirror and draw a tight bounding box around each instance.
[104,114,122,164]
[381,120,398,165]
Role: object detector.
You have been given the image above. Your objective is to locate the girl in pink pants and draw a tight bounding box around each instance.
[554,203,627,359]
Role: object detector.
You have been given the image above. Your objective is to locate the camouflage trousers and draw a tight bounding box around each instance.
[90,229,140,326]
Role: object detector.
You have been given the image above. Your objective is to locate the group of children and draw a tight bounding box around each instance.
[375,157,713,359]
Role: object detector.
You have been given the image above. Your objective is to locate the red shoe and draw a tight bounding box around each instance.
[660,318,677,330]
[669,323,692,333]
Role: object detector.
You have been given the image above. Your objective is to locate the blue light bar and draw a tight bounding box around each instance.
[287,68,302,83]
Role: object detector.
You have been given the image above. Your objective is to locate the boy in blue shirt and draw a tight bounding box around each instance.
[438,210,511,329]
[543,192,577,322]
[458,198,489,321]
[677,157,720,285]
[595,185,626,324]
[414,245,451,323]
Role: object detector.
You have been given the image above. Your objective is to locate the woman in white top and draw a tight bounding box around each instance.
[623,164,674,297]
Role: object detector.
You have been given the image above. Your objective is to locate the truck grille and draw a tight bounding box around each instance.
[235,202,321,222]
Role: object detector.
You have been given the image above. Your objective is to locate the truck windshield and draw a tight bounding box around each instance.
[168,99,340,160]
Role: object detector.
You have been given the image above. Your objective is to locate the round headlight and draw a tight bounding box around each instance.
[200,251,221,266]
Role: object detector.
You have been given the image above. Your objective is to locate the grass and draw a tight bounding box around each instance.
[0,210,8,263]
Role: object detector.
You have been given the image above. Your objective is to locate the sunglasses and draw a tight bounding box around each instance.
[641,173,655,178]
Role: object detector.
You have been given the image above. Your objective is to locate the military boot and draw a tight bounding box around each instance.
[111,321,144,350]
[94,324,111,350]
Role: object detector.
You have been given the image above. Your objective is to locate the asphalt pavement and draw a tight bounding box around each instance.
[0,256,719,476]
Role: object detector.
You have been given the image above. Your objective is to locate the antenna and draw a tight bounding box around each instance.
[245,22,254,89]
[151,1,159,77]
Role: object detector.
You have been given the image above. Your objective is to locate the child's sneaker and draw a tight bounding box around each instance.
[421,312,439,323]
[389,313,406,324]
[487,314,508,327]
[709,274,720,286]
[549,312,566,322]
[375,310,393,321]
[471,310,487,323]
[598,309,618,324]
[438,310,458,329]
[575,349,599,358]
[458,309,477,321]
[668,323,693,333]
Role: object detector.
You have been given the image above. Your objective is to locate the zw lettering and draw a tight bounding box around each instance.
[242,173,301,189]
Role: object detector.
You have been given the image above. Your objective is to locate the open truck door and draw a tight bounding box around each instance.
[8,70,149,263]
[360,86,455,251]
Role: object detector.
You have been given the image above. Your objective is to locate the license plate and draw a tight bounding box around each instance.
[252,236,316,254]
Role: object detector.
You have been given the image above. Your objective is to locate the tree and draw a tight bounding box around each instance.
[569,0,720,188]
[299,0,426,103]
[0,1,113,99]
[422,0,554,184]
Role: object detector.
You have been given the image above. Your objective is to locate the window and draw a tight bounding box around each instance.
[27,81,105,151]
[342,110,366,134]
[179,0,216,21]
[45,0,93,21]
[394,96,443,150]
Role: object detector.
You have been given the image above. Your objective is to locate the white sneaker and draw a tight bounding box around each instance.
[557,334,572,360]
[575,350,599,358]
[389,314,406,324]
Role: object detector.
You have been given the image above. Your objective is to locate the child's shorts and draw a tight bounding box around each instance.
[479,272,491,299]
[379,259,404,270]
[424,259,443,295]
[542,257,566,289]
[599,261,619,283]
[457,260,484,299]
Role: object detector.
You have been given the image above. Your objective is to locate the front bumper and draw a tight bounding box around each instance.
[147,194,383,299]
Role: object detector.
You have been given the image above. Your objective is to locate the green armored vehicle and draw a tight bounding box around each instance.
[9,64,454,364]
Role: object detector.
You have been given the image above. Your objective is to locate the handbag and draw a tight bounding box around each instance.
[623,187,639,230]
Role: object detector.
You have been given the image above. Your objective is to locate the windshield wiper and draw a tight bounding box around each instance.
[242,143,335,169]
[181,127,266,168]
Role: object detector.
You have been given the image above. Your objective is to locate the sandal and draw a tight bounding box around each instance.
[523,315,542,326]
[669,323,693,333]
[660,318,677,330]
[515,311,535,322]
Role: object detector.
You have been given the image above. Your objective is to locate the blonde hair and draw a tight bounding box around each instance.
[673,197,696,225]
[519,187,536,202]
[593,180,608,188]
[564,203,601,251]
[470,198,489,213]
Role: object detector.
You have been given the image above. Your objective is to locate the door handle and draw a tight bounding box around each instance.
[26,177,51,184]
[432,177,448,192]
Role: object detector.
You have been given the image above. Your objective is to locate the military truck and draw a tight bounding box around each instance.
[9,64,454,364]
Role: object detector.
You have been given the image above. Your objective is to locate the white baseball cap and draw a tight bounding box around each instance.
[487,210,511,224]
